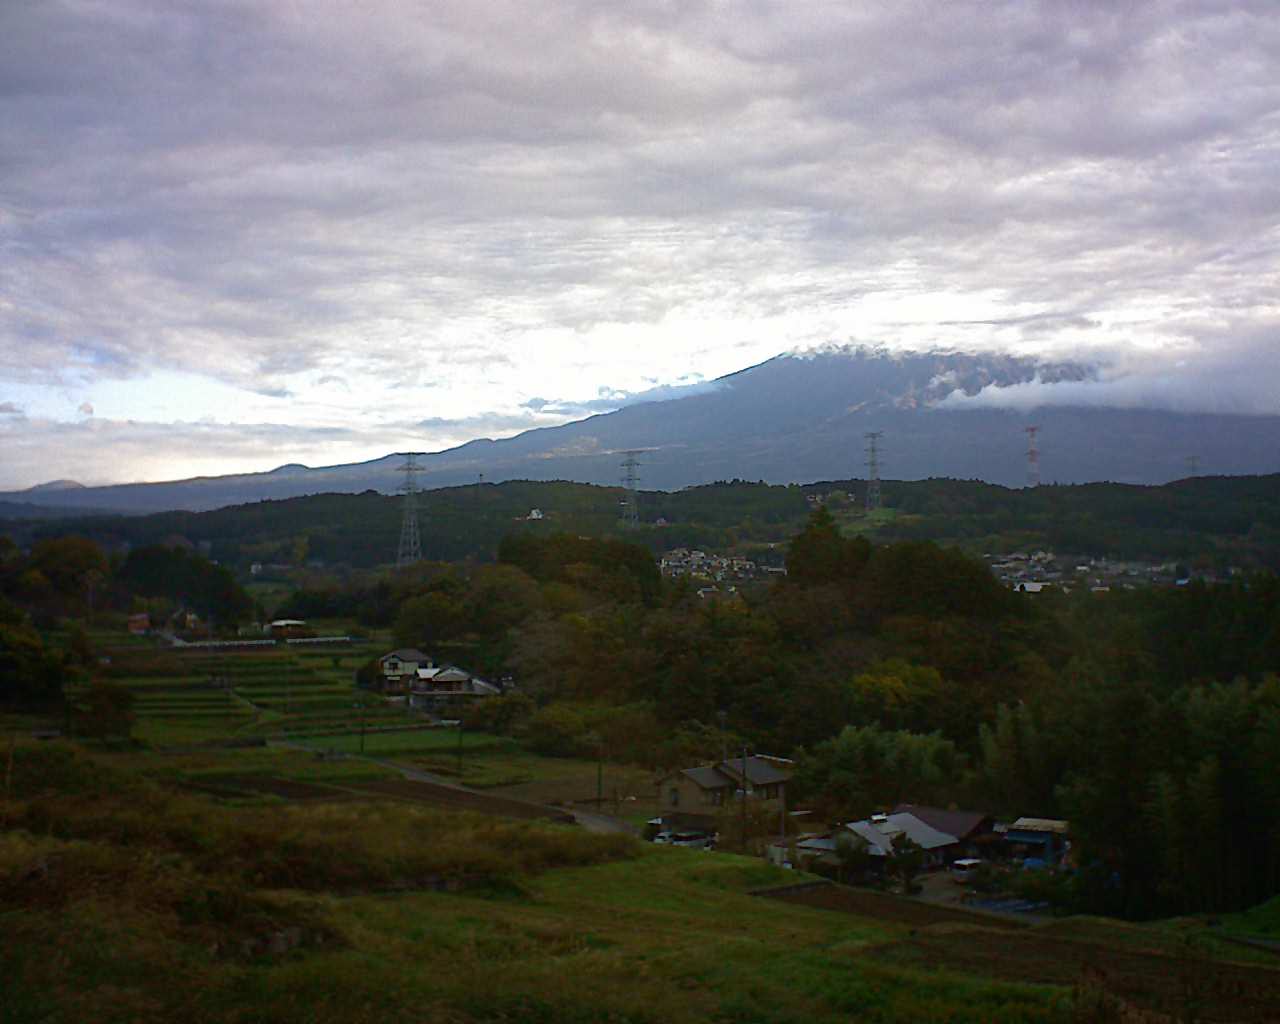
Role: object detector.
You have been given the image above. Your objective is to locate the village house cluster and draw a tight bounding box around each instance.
[371,648,503,711]
[772,809,1071,877]
[650,754,1071,891]
[659,548,786,601]
[986,550,1239,594]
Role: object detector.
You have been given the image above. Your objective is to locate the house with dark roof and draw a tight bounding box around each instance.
[656,755,793,831]
[892,804,997,857]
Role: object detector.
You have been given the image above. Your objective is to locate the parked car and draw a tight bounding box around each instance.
[950,858,984,883]
[670,831,714,849]
[652,831,675,844]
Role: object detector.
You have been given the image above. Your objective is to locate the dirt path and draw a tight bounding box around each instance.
[760,881,1029,930]
[263,743,636,833]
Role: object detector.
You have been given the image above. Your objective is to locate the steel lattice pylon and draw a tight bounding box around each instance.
[1025,426,1040,488]
[397,453,423,567]
[619,451,641,528]
[865,431,883,512]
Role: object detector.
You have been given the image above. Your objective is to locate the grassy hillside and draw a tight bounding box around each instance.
[4,742,1279,1023]
[0,743,1056,1024]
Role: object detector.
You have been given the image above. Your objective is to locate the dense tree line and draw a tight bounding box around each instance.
[363,513,1280,920]
[6,499,1279,920]
[0,536,253,710]
[12,474,1277,572]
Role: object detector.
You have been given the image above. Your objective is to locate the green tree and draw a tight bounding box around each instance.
[834,831,875,884]
[785,508,870,586]
[393,591,462,649]
[0,619,64,708]
[29,536,109,598]
[890,833,925,894]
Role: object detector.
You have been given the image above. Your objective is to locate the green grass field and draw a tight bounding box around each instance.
[291,727,513,757]
[2,742,1084,1024]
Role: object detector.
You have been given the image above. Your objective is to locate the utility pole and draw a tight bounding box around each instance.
[397,453,423,567]
[1025,426,1040,488]
[779,774,788,845]
[1186,455,1200,477]
[865,432,883,512]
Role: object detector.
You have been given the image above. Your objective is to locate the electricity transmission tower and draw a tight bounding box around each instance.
[1025,426,1040,488]
[619,451,641,528]
[865,431,883,513]
[397,453,422,567]
[1186,455,1200,477]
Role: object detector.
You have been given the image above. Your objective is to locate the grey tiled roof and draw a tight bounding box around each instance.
[675,756,792,791]
[892,804,991,840]
[381,648,429,664]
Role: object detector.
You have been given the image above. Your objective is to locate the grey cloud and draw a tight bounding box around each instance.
[0,0,1276,417]
[251,385,294,400]
[0,414,386,490]
[0,402,21,415]
[941,332,1280,417]
[77,401,94,415]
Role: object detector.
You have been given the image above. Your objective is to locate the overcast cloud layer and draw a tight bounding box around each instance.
[2,0,1278,488]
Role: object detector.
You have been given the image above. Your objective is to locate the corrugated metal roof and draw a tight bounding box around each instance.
[845,811,961,855]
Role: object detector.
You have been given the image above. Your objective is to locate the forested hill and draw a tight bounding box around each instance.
[5,473,1278,571]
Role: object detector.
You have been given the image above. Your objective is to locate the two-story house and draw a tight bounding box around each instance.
[656,755,793,833]
[408,665,501,710]
[377,648,430,695]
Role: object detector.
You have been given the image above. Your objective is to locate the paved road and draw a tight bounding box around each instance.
[568,808,638,835]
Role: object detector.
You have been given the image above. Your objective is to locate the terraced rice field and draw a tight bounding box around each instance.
[96,639,399,744]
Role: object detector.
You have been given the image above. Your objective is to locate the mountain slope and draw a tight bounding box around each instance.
[3,347,1278,514]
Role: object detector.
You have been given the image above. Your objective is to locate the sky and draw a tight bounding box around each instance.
[2,0,1278,490]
